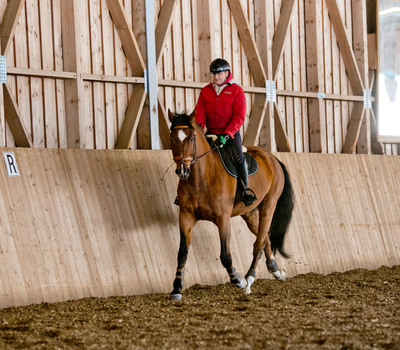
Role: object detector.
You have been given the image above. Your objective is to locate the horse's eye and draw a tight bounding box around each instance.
[190,137,194,142]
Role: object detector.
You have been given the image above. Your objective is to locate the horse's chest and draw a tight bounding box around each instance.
[193,201,217,221]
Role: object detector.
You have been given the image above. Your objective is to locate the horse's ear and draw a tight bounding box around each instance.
[189,109,196,122]
[168,109,175,122]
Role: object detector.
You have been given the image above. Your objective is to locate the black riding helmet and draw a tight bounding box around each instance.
[209,58,230,74]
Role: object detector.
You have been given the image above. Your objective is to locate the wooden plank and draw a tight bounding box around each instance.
[89,0,106,149]
[274,103,292,152]
[105,0,146,76]
[115,86,147,149]
[243,94,267,146]
[324,2,334,153]
[26,0,44,148]
[305,0,326,153]
[271,0,295,79]
[7,67,77,79]
[342,102,366,153]
[325,0,364,95]
[196,0,212,82]
[0,0,25,55]
[39,0,58,148]
[7,2,30,147]
[52,0,67,148]
[155,0,177,66]
[226,0,266,86]
[352,0,370,154]
[101,0,117,150]
[61,0,85,148]
[0,150,399,309]
[254,0,275,151]
[290,2,302,152]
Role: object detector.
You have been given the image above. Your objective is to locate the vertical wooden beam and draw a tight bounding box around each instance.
[197,0,212,83]
[271,0,295,152]
[305,0,326,152]
[61,0,85,148]
[353,0,370,154]
[255,0,275,151]
[155,0,178,149]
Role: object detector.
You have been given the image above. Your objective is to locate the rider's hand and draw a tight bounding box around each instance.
[215,133,230,147]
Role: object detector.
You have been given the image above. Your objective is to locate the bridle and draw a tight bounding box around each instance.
[171,125,219,170]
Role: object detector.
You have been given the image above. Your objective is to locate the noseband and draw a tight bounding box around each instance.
[171,126,197,169]
[171,125,220,170]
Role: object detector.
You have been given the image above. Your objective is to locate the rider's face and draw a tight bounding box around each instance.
[212,71,229,85]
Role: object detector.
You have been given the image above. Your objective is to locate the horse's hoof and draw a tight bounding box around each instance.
[235,276,247,289]
[278,269,287,282]
[271,268,287,282]
[244,275,254,295]
[170,293,182,301]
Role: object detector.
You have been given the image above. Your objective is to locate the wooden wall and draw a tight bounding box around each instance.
[0,0,397,154]
[0,148,399,309]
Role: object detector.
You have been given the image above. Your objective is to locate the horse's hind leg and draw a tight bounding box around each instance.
[242,208,286,289]
[217,216,246,289]
[170,213,196,301]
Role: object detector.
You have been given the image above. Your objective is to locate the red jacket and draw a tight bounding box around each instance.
[195,76,246,138]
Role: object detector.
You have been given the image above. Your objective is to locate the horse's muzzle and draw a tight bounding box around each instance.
[175,164,191,179]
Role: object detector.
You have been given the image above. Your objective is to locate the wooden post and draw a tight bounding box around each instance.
[197,0,212,83]
[305,0,326,153]
[255,0,275,151]
[61,0,85,148]
[352,0,371,154]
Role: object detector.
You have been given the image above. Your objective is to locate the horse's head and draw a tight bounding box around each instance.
[168,109,197,179]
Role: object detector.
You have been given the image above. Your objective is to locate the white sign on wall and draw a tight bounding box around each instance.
[2,152,20,177]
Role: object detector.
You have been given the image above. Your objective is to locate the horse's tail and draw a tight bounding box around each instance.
[269,159,295,259]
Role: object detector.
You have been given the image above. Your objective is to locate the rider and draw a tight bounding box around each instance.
[195,58,257,206]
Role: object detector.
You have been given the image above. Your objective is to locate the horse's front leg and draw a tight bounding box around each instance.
[217,216,246,289]
[170,213,196,301]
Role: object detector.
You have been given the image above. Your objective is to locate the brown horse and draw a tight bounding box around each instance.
[168,110,294,300]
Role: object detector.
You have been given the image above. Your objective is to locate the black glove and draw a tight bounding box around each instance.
[215,133,230,147]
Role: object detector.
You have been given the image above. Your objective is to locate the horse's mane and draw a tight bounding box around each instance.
[169,112,196,130]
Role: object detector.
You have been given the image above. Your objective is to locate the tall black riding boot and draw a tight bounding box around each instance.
[237,161,257,206]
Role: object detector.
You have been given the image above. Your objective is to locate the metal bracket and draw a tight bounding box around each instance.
[317,92,325,99]
[143,69,148,93]
[0,56,6,84]
[265,80,276,103]
[363,89,372,109]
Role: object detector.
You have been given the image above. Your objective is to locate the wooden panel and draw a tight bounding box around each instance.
[0,149,399,309]
[0,0,397,153]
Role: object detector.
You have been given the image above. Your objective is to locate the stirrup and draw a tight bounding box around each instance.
[242,188,257,207]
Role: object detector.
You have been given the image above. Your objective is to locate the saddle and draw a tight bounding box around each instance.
[206,135,258,178]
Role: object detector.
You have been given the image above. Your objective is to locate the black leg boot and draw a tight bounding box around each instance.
[237,161,257,206]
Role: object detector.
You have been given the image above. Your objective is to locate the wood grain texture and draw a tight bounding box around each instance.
[0,148,398,309]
